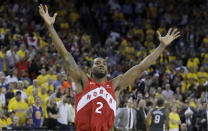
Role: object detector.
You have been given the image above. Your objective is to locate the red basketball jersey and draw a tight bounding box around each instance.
[75,78,116,131]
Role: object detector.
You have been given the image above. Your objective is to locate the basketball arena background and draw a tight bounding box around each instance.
[0,0,208,131]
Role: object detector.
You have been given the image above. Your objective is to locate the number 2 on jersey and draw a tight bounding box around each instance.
[154,115,160,124]
[95,102,103,114]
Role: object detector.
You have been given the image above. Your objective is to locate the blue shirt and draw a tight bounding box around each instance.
[31,105,43,127]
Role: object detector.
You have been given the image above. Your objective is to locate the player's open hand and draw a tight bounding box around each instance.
[157,28,180,47]
[38,4,57,27]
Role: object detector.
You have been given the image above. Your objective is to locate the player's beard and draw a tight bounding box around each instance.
[93,71,106,78]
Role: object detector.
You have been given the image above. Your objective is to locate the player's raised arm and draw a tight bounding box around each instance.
[113,28,180,89]
[38,4,87,92]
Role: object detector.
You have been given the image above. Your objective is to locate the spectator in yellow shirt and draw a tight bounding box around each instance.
[38,86,48,118]
[197,67,208,86]
[28,88,38,106]
[42,77,55,93]
[0,110,8,128]
[46,67,57,80]
[187,67,198,86]
[17,44,27,59]
[186,55,200,72]
[0,47,7,72]
[26,79,39,96]
[37,68,49,86]
[8,91,28,126]
[169,105,181,131]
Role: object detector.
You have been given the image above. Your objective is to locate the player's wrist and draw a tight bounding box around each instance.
[159,43,167,48]
[47,24,54,29]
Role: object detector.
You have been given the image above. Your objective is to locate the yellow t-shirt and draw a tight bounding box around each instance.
[38,92,48,118]
[8,97,16,109]
[46,74,57,80]
[13,34,23,41]
[42,83,54,92]
[155,93,162,98]
[7,118,12,125]
[0,28,6,34]
[28,95,35,106]
[197,72,208,85]
[17,50,26,59]
[8,100,28,125]
[37,75,49,86]
[26,85,39,96]
[169,112,180,129]
[169,55,176,63]
[190,101,197,109]
[0,51,7,72]
[187,58,200,71]
[187,72,198,85]
[0,118,7,127]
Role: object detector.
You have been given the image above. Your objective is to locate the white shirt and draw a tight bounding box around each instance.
[0,93,5,107]
[6,75,18,83]
[126,108,133,129]
[57,101,70,125]
[6,50,19,67]
[162,90,174,100]
[68,104,75,123]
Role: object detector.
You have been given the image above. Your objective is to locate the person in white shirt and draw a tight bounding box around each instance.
[16,81,27,101]
[68,97,75,130]
[57,95,70,130]
[6,45,19,69]
[162,83,174,100]
[7,68,18,83]
[0,87,5,108]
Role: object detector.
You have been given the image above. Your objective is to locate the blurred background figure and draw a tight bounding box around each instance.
[136,99,147,131]
[115,98,137,130]
[47,95,60,130]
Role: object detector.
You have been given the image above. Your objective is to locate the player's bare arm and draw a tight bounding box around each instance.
[112,28,180,90]
[38,4,88,93]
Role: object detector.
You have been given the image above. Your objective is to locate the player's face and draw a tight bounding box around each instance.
[92,58,108,78]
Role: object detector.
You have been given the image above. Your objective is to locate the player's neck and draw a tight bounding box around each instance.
[92,76,107,84]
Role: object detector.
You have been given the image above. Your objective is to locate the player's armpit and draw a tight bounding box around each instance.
[112,65,142,91]
[63,60,88,93]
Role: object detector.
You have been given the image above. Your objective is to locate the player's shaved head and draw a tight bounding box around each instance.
[92,57,107,65]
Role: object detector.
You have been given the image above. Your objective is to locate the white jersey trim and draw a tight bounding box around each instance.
[76,86,116,116]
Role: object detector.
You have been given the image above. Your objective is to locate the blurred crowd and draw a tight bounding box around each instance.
[0,0,208,130]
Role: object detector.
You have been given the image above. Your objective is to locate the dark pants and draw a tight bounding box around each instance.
[68,123,76,131]
[57,122,70,130]
[57,122,76,131]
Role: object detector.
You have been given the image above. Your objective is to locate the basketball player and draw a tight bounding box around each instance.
[146,98,169,131]
[38,4,180,131]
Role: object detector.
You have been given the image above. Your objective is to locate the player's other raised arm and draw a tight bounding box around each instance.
[113,28,180,89]
[38,4,87,92]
